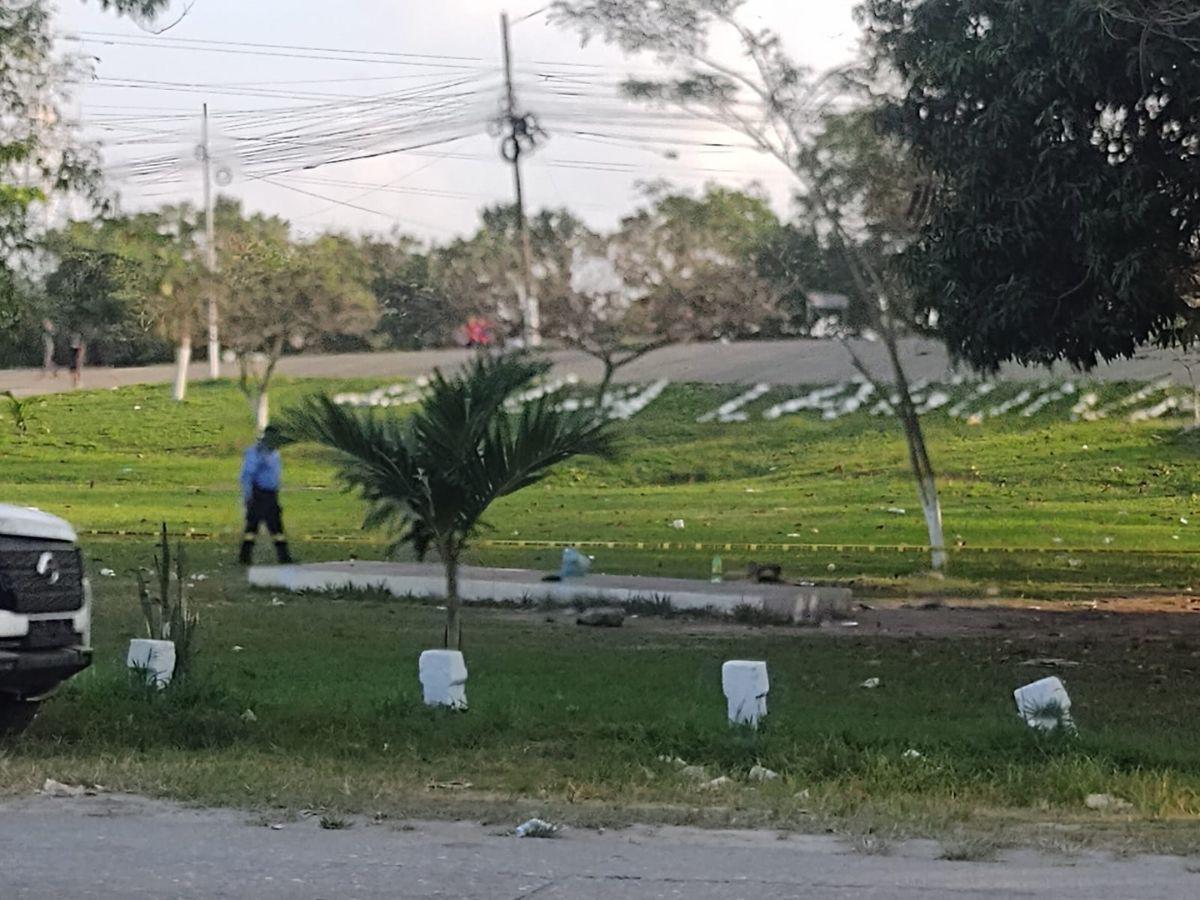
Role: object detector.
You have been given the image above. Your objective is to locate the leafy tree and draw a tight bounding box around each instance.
[109,206,209,400]
[861,0,1200,370]
[360,234,454,350]
[1,0,170,328]
[611,184,785,340]
[218,211,377,430]
[279,354,617,649]
[553,0,951,568]
[435,204,590,342]
[554,230,668,401]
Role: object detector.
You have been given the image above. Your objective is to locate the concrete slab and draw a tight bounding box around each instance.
[247,561,852,623]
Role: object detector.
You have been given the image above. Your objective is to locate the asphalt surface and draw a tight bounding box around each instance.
[1,794,1197,899]
[1,338,1192,396]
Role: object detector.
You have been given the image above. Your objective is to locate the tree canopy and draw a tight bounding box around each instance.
[862,0,1200,370]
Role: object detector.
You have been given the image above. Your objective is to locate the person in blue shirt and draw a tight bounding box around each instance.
[238,425,294,565]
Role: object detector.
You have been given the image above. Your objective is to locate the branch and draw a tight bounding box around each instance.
[613,336,672,368]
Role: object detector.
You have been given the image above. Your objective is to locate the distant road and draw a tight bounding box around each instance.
[0,338,1189,397]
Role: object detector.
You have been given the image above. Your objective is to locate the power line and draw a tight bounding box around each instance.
[252,175,453,233]
[71,30,487,65]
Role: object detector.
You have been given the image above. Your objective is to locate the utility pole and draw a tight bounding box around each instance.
[200,103,220,378]
[500,12,541,348]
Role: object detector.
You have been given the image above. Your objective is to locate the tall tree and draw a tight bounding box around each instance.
[218,215,377,430]
[42,227,125,384]
[554,231,667,401]
[360,233,455,350]
[611,184,784,340]
[435,205,589,342]
[1,0,170,328]
[862,0,1200,370]
[111,206,208,400]
[552,0,951,568]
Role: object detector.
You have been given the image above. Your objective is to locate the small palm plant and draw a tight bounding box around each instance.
[279,354,617,648]
[135,522,199,678]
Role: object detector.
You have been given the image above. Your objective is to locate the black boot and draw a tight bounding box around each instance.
[239,540,254,565]
[275,540,294,564]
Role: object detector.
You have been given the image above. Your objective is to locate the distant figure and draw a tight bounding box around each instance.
[239,425,294,565]
[68,332,83,388]
[467,317,496,347]
[41,319,57,378]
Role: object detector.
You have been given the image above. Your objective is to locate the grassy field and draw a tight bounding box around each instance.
[2,376,1199,843]
[2,375,1200,592]
[3,540,1198,850]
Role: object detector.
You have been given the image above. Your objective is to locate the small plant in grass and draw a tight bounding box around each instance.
[2,391,30,436]
[134,523,199,678]
[319,815,351,830]
[280,354,617,649]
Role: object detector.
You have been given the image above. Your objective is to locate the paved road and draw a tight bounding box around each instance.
[1,339,1191,397]
[1,794,1197,899]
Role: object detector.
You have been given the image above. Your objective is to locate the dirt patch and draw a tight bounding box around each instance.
[586,594,1200,644]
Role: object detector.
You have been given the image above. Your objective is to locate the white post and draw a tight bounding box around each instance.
[254,390,270,433]
[919,476,948,570]
[722,660,769,728]
[419,650,468,709]
[172,333,191,402]
[127,639,176,689]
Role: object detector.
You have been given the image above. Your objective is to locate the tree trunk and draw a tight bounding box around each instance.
[882,330,947,571]
[596,358,616,407]
[172,333,192,402]
[71,341,86,388]
[254,389,270,433]
[443,554,462,650]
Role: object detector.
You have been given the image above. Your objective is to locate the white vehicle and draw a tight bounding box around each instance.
[0,505,92,734]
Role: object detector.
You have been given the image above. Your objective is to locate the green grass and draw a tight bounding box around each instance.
[1,376,1199,593]
[1,376,1199,842]
[4,541,1198,846]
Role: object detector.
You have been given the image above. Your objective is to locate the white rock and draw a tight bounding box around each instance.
[515,817,559,838]
[1013,676,1074,731]
[748,765,779,782]
[722,660,769,728]
[41,778,85,798]
[418,649,468,710]
[860,677,881,689]
[699,776,732,791]
[902,749,922,760]
[670,519,685,530]
[99,568,116,577]
[1084,793,1132,812]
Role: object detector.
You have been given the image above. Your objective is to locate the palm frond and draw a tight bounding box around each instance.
[279,352,615,563]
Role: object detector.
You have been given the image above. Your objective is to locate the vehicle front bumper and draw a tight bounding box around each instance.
[0,646,92,698]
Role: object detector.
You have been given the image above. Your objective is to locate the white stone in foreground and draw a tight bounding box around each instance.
[1013,676,1073,731]
[419,650,468,710]
[127,638,176,688]
[722,660,769,728]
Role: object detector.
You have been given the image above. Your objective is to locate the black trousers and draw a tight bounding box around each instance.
[239,488,293,564]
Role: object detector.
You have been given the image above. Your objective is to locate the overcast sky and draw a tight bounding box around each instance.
[55,0,861,243]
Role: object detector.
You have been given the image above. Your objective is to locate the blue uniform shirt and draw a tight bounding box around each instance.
[241,443,282,502]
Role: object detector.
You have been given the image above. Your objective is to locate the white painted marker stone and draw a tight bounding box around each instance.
[419,650,468,710]
[127,638,176,688]
[1014,676,1073,731]
[722,660,769,728]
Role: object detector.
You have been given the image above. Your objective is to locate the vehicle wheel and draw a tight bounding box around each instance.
[0,698,41,737]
